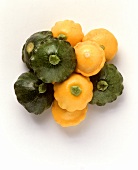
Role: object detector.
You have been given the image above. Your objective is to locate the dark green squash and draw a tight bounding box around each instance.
[30,38,77,83]
[22,31,53,69]
[90,63,124,106]
[14,72,54,114]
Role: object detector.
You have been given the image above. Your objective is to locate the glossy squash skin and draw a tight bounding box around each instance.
[14,72,54,114]
[30,38,77,83]
[90,63,124,106]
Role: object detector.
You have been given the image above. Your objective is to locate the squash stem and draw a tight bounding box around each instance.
[49,54,60,65]
[100,45,105,50]
[57,34,67,40]
[97,80,108,91]
[38,83,47,93]
[70,86,82,96]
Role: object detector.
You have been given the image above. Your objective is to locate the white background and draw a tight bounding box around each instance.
[0,0,138,169]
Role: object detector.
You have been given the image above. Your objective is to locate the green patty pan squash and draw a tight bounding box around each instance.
[22,31,53,69]
[30,38,77,83]
[90,63,124,106]
[14,72,54,114]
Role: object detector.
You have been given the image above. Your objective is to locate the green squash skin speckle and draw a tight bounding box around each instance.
[14,72,54,115]
[30,38,77,83]
[90,63,124,106]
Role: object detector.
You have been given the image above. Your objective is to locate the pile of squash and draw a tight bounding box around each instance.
[14,20,124,127]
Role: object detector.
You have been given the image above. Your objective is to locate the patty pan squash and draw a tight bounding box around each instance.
[83,28,118,61]
[54,73,93,112]
[14,71,54,114]
[90,63,124,106]
[30,38,77,83]
[52,100,87,127]
[51,20,84,46]
[74,41,105,76]
[22,31,53,69]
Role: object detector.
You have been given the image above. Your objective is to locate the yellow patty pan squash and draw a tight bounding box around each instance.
[82,28,118,61]
[51,20,84,46]
[74,41,105,76]
[52,100,87,127]
[54,73,93,112]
